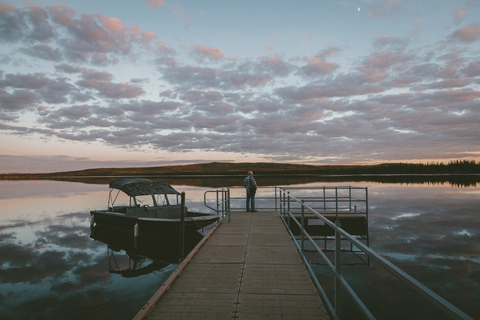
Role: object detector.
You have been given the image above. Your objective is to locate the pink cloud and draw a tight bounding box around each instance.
[362,51,409,71]
[48,3,76,29]
[91,53,113,66]
[20,44,63,61]
[43,4,168,63]
[451,25,480,42]
[23,4,56,41]
[362,71,387,83]
[98,16,127,36]
[76,70,143,98]
[258,56,293,76]
[192,45,225,61]
[0,2,18,13]
[55,64,86,74]
[461,61,480,77]
[77,79,144,98]
[297,48,340,77]
[453,7,467,22]
[129,25,159,48]
[436,89,480,103]
[302,58,337,74]
[155,41,176,55]
[452,2,476,23]
[1,73,56,89]
[146,0,166,9]
[229,74,272,88]
[169,3,190,26]
[81,70,113,81]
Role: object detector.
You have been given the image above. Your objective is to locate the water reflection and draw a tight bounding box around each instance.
[0,178,479,319]
[294,183,480,319]
[0,182,189,320]
[3,173,480,188]
[90,225,205,269]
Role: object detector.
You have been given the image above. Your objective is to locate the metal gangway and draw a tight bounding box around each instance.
[203,186,473,320]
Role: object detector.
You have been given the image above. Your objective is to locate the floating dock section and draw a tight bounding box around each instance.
[134,211,330,319]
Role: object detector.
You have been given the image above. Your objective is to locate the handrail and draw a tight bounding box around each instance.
[204,188,231,222]
[228,185,368,213]
[278,187,473,320]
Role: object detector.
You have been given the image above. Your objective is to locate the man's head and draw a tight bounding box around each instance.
[248,171,253,176]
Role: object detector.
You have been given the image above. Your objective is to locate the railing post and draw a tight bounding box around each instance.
[301,199,305,253]
[335,186,341,318]
[280,189,283,217]
[365,187,368,246]
[227,188,230,222]
[334,190,340,219]
[222,188,225,218]
[179,191,186,262]
[287,191,291,229]
[275,186,277,212]
[365,187,369,221]
[335,219,342,317]
[349,186,352,211]
[323,186,326,211]
[216,190,219,216]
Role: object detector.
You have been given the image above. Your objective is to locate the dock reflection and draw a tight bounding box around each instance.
[292,212,370,267]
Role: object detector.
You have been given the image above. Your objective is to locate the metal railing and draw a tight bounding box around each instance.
[202,185,472,319]
[227,186,368,214]
[204,188,231,222]
[278,187,473,320]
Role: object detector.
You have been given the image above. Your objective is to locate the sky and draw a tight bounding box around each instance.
[0,0,479,173]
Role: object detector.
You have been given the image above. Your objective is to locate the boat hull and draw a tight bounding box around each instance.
[90,210,220,235]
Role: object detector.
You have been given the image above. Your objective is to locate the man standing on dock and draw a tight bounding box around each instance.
[244,171,257,212]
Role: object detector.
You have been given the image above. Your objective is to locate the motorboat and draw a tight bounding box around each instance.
[90,178,220,235]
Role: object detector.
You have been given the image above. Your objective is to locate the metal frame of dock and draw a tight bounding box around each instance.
[134,211,330,319]
[133,185,473,320]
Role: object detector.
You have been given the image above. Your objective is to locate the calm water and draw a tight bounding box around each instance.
[0,177,479,319]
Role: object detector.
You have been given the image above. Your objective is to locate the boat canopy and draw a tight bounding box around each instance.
[109,178,180,197]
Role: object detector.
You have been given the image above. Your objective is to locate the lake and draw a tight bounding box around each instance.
[0,176,479,319]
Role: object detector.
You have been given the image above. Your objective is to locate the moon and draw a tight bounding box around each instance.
[358,7,360,12]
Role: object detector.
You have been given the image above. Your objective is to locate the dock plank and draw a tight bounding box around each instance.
[140,211,330,320]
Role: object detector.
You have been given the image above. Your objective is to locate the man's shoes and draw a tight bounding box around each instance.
[252,210,258,212]
[246,209,251,212]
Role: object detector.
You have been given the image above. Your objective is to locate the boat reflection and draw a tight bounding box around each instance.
[90,225,205,277]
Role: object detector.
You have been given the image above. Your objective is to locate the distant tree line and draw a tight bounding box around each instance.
[320,160,480,175]
[0,160,479,180]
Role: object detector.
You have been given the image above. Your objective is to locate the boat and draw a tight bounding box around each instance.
[90,178,220,235]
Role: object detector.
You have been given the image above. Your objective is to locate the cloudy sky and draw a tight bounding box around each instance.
[0,0,479,173]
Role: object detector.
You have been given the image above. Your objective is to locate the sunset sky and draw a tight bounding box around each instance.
[1,0,479,173]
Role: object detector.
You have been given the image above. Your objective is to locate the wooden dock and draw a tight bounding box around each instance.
[135,211,330,320]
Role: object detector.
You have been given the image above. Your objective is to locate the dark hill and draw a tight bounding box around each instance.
[0,160,479,180]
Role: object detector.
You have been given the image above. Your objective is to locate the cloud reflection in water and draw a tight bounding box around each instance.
[0,179,479,319]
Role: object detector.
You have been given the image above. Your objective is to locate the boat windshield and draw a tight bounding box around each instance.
[167,194,179,205]
[155,194,169,206]
[134,195,155,207]
[109,189,132,207]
